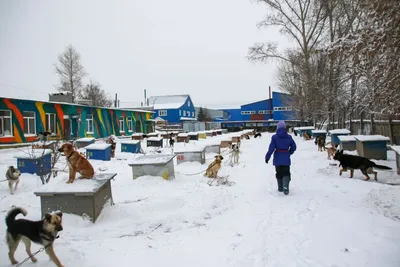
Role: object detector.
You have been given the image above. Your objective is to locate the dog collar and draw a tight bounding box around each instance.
[66,151,75,160]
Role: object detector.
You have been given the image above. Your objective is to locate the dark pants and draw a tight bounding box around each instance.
[275,166,291,192]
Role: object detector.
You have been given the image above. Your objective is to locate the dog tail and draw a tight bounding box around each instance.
[372,162,392,170]
[5,207,27,228]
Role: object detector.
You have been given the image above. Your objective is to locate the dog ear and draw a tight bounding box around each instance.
[55,211,63,218]
[45,213,52,221]
[220,156,224,160]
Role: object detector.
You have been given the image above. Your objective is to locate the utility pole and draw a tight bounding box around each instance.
[114,93,118,108]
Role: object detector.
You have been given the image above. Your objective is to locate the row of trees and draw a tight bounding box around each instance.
[54,44,113,107]
[248,0,400,131]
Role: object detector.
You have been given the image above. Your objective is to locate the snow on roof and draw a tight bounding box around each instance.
[149,95,189,110]
[34,173,116,194]
[178,133,189,137]
[14,149,53,159]
[174,145,206,153]
[131,133,143,136]
[311,130,327,134]
[180,117,197,121]
[49,91,71,96]
[187,132,198,135]
[298,126,315,130]
[76,137,95,142]
[354,135,391,142]
[128,154,175,165]
[390,145,400,155]
[120,140,141,145]
[85,143,111,150]
[337,135,356,142]
[329,129,351,134]
[147,137,163,141]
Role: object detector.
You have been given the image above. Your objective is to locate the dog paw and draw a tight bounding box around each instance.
[31,256,38,262]
[66,180,72,184]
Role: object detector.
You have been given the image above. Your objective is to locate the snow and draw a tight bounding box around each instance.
[76,137,95,142]
[311,130,327,134]
[13,149,53,159]
[120,140,141,145]
[147,137,163,141]
[129,154,175,165]
[131,133,144,136]
[297,126,315,130]
[355,135,391,142]
[85,143,111,150]
[149,95,188,109]
[337,135,356,142]
[329,129,351,134]
[174,146,205,153]
[1,132,400,267]
[178,133,189,137]
[180,117,197,121]
[390,145,400,155]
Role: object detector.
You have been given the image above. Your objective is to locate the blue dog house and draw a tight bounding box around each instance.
[121,140,141,154]
[86,143,111,161]
[311,130,327,138]
[355,135,390,160]
[296,126,315,137]
[15,149,52,175]
[75,137,95,149]
[338,135,356,151]
[329,129,351,146]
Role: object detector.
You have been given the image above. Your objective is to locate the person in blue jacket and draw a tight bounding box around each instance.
[265,121,297,195]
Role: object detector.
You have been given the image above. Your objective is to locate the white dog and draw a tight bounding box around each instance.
[6,166,21,194]
[231,143,240,165]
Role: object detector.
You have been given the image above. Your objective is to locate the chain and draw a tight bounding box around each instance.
[15,244,51,267]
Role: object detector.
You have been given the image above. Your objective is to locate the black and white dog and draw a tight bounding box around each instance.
[6,166,21,194]
[231,143,240,165]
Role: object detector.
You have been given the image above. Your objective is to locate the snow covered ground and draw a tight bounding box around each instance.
[1,132,400,267]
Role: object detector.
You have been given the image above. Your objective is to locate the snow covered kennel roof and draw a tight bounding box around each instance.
[329,129,351,135]
[354,135,391,142]
[149,95,189,110]
[337,135,356,142]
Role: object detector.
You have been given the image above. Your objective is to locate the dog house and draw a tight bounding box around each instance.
[329,129,351,146]
[131,133,144,140]
[174,147,206,165]
[177,133,190,143]
[205,144,221,154]
[188,132,199,141]
[120,140,141,154]
[147,137,163,148]
[355,135,391,160]
[75,137,95,149]
[146,132,159,138]
[160,132,171,139]
[221,129,228,134]
[216,129,222,135]
[390,146,400,175]
[128,154,176,180]
[34,173,116,222]
[15,149,52,176]
[232,136,241,143]
[205,131,214,137]
[86,143,111,161]
[198,131,207,139]
[297,127,315,137]
[311,130,327,139]
[338,135,357,151]
[220,140,232,149]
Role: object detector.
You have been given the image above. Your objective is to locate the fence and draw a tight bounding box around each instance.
[343,120,400,145]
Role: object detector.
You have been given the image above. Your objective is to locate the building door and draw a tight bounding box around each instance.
[136,120,142,133]
[63,119,71,140]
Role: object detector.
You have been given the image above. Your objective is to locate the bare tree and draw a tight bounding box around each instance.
[80,80,113,107]
[54,44,86,103]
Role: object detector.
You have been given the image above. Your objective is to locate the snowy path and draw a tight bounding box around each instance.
[1,133,400,266]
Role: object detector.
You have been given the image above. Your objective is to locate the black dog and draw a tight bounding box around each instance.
[6,207,64,267]
[333,150,392,181]
[254,132,262,138]
[169,137,175,147]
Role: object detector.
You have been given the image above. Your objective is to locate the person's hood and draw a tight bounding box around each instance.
[276,127,289,138]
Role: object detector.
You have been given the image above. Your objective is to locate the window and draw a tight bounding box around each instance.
[159,110,167,116]
[183,110,186,116]
[241,111,256,115]
[23,111,36,135]
[127,117,133,132]
[179,110,181,116]
[119,116,124,132]
[258,110,271,114]
[273,107,292,111]
[0,110,12,136]
[187,111,191,117]
[46,113,56,134]
[187,101,191,107]
[86,114,94,133]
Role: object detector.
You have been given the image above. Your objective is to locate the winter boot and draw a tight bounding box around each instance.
[276,178,283,192]
[282,176,291,195]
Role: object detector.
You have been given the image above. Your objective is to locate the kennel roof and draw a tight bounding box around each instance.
[337,135,356,142]
[76,137,95,142]
[128,154,175,165]
[85,143,111,150]
[354,135,391,142]
[328,129,351,134]
[14,149,53,159]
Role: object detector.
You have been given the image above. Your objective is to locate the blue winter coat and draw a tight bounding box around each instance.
[265,128,297,166]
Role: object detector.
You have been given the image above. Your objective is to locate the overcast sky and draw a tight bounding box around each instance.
[0,0,291,108]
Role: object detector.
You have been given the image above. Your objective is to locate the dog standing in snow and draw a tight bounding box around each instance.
[6,166,21,194]
[231,143,240,165]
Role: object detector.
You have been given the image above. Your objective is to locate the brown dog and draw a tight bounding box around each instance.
[205,154,224,178]
[6,207,64,267]
[325,142,337,160]
[58,143,94,184]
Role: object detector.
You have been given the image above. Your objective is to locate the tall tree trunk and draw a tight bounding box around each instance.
[388,114,394,145]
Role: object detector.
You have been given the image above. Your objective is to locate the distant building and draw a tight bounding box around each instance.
[148,94,197,124]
